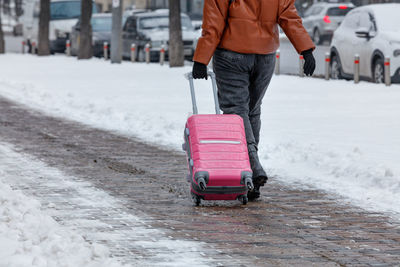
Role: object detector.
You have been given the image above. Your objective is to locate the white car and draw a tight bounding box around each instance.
[330,3,400,83]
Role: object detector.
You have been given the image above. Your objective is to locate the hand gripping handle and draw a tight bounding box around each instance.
[185,71,220,115]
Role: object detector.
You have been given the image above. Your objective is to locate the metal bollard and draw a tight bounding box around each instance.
[130,43,136,62]
[275,50,280,75]
[299,55,304,77]
[145,43,150,64]
[22,41,25,54]
[384,57,391,86]
[103,42,109,60]
[31,42,36,54]
[65,40,71,56]
[159,44,165,66]
[325,52,330,80]
[354,54,360,84]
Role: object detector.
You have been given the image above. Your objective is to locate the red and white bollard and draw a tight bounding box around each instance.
[22,41,26,54]
[130,43,136,62]
[103,42,109,60]
[145,43,150,64]
[384,57,391,86]
[354,54,360,84]
[299,54,304,77]
[160,44,165,65]
[275,50,280,75]
[65,40,71,56]
[31,41,36,54]
[325,52,330,80]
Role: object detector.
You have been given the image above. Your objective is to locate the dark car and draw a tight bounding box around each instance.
[122,9,198,62]
[70,13,112,57]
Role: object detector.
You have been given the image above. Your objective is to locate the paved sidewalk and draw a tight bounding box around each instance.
[1,97,400,266]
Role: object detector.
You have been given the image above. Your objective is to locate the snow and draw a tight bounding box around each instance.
[365,4,400,32]
[0,142,218,266]
[0,54,400,219]
[0,143,125,267]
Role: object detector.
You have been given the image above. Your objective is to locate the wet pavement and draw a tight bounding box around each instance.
[1,96,400,266]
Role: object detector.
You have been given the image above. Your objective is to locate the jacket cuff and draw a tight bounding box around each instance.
[301,48,314,55]
[192,38,217,65]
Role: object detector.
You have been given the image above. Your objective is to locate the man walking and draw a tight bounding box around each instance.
[192,0,315,200]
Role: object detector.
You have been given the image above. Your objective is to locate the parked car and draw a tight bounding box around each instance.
[121,10,198,62]
[330,3,400,83]
[70,13,112,57]
[123,5,146,17]
[22,0,98,53]
[302,2,354,45]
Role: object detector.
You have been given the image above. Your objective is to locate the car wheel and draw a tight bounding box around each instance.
[313,28,322,45]
[373,58,384,83]
[331,55,343,80]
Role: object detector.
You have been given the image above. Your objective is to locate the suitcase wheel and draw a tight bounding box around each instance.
[191,192,201,206]
[194,196,201,206]
[239,195,248,205]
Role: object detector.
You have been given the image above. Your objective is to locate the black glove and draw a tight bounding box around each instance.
[192,61,208,80]
[301,49,315,76]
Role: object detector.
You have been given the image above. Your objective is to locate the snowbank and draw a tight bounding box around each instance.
[0,54,399,218]
[0,144,124,267]
[0,142,216,266]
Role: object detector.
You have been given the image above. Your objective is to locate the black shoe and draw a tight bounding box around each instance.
[252,168,268,187]
[247,186,260,201]
[248,149,268,187]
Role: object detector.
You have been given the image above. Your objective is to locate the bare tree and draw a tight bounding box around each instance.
[2,0,10,15]
[168,0,184,67]
[38,0,50,55]
[78,0,93,59]
[0,0,5,53]
[15,0,23,20]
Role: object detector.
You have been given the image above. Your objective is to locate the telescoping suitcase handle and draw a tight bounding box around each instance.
[185,71,221,115]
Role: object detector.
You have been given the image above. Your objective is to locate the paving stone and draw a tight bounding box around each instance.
[1,97,400,266]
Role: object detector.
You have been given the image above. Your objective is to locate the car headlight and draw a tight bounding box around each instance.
[55,29,68,39]
[390,40,400,46]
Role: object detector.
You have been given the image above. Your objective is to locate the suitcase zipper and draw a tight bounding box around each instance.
[199,140,241,144]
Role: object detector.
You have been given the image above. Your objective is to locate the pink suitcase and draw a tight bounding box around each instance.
[182,72,253,206]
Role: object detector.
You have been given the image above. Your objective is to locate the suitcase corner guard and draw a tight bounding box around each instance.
[194,171,209,191]
[241,171,254,191]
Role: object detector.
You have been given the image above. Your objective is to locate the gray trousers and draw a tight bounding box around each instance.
[212,48,275,153]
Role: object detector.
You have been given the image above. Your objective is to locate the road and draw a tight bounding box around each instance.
[4,35,330,76]
[279,39,330,76]
[1,96,400,266]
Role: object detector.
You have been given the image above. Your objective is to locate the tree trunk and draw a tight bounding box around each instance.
[168,0,184,67]
[38,0,50,55]
[110,0,122,63]
[0,9,5,54]
[15,0,24,19]
[78,0,93,59]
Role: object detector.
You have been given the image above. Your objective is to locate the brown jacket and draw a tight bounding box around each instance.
[193,0,315,65]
